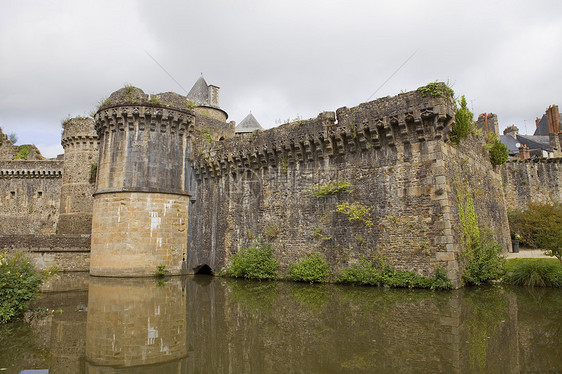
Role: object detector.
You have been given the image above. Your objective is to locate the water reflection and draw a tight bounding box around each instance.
[2,275,561,373]
[85,277,187,372]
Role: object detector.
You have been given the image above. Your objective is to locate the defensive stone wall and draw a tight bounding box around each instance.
[501,158,562,209]
[0,234,91,271]
[0,160,63,234]
[188,89,511,286]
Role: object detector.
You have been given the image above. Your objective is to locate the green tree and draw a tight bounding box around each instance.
[521,203,562,264]
[486,132,508,166]
[450,96,473,145]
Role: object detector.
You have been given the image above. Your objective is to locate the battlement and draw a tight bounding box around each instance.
[62,117,96,138]
[0,161,63,179]
[193,89,455,179]
[94,105,195,138]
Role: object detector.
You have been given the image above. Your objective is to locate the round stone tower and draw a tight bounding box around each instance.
[90,87,195,277]
[57,117,99,235]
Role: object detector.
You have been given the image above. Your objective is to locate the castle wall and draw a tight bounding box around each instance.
[90,102,195,276]
[0,234,90,271]
[188,90,511,286]
[0,161,63,234]
[501,158,562,209]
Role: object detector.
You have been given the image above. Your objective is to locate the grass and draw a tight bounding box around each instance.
[504,258,562,287]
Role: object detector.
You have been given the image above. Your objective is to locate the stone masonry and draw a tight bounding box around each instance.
[0,80,560,286]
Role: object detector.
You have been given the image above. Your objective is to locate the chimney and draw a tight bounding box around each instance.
[487,113,499,135]
[546,105,560,134]
[518,144,530,160]
[503,125,519,139]
[535,117,541,127]
[208,85,220,107]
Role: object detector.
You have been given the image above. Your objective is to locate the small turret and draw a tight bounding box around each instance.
[187,77,228,122]
[57,116,99,235]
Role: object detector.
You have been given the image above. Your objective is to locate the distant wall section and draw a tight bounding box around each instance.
[0,161,63,234]
[501,158,562,208]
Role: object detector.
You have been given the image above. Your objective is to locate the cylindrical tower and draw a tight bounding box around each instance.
[90,87,195,276]
[57,117,99,235]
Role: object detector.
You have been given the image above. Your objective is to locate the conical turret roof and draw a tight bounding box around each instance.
[187,76,210,106]
[235,113,263,133]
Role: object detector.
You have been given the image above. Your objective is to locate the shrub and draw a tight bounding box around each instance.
[0,251,43,324]
[155,264,167,277]
[225,242,278,280]
[288,253,330,283]
[462,237,505,286]
[450,96,473,145]
[309,180,352,197]
[417,82,454,98]
[336,257,452,289]
[504,259,562,287]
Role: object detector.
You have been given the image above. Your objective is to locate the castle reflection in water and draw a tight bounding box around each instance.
[5,274,561,373]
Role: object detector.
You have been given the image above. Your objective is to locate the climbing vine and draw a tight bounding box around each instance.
[456,182,504,285]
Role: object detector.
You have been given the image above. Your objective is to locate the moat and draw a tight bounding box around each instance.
[1,274,561,373]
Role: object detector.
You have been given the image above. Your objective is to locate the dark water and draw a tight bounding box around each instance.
[1,274,561,373]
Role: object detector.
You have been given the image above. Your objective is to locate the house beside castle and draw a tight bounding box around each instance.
[1,79,561,287]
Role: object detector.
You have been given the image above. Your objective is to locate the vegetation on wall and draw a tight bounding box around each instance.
[417,82,454,98]
[155,264,167,277]
[288,253,331,283]
[201,129,212,143]
[335,202,373,226]
[456,182,504,285]
[309,180,352,197]
[89,163,98,184]
[224,242,278,280]
[336,256,452,289]
[0,251,45,324]
[185,99,197,110]
[507,202,562,264]
[485,132,508,166]
[14,145,32,160]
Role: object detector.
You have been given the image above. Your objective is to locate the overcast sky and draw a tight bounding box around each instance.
[1,0,561,158]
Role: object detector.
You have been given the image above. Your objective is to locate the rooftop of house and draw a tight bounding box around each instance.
[500,133,551,155]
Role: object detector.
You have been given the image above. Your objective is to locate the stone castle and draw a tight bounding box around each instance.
[1,78,561,287]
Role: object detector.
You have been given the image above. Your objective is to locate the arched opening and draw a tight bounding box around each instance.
[193,264,213,275]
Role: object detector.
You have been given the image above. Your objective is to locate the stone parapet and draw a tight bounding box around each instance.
[0,160,63,179]
[193,90,455,179]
